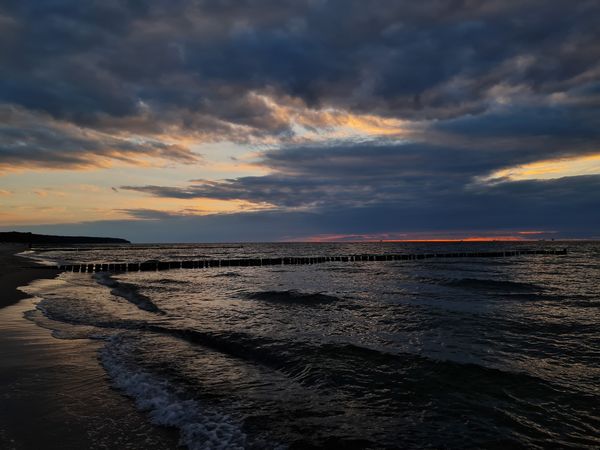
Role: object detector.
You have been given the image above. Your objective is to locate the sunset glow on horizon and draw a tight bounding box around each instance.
[292,230,562,243]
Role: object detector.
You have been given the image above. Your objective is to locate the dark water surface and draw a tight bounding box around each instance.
[22,242,600,449]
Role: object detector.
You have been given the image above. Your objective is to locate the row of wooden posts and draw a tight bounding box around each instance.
[58,249,567,273]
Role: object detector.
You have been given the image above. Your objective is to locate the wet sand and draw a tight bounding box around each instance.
[0,244,59,309]
[0,246,178,449]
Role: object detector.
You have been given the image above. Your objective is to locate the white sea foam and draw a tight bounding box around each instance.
[101,335,247,450]
[17,249,60,266]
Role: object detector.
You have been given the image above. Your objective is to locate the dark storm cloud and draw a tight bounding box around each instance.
[436,104,600,140]
[1,0,599,129]
[121,142,477,208]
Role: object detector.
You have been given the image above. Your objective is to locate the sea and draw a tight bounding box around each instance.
[19,242,600,449]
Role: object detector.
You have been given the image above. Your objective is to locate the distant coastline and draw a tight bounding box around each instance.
[0,231,130,245]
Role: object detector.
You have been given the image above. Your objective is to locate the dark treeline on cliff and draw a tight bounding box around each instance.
[0,232,130,245]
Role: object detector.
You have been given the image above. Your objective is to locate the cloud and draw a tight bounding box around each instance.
[435,103,600,142]
[119,172,600,230]
[2,0,599,166]
[118,209,181,220]
[482,153,600,182]
[121,135,600,209]
[117,134,600,239]
[1,0,599,137]
[6,175,600,242]
[1,0,599,238]
[0,106,199,172]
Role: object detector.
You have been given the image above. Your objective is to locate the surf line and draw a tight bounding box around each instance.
[57,249,567,273]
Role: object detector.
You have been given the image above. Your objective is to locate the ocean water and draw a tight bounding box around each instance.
[21,242,600,449]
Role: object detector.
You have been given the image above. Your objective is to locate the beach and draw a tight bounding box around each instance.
[10,241,599,448]
[2,242,599,448]
[0,244,59,309]
[0,245,178,449]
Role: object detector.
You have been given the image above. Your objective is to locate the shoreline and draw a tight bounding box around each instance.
[0,245,179,449]
[0,244,59,309]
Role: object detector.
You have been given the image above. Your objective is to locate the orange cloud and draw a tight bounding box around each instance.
[0,106,201,175]
[254,92,412,141]
[482,153,600,182]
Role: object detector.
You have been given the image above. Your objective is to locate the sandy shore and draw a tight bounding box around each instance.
[0,244,59,309]
[0,245,178,449]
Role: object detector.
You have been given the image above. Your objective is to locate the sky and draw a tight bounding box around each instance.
[1,0,599,242]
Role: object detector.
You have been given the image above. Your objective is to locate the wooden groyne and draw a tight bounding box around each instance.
[58,249,567,273]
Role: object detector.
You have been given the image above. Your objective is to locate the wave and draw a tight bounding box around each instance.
[322,267,365,273]
[154,278,190,285]
[27,281,600,448]
[142,327,578,397]
[567,300,600,308]
[18,250,60,266]
[101,335,247,450]
[441,277,543,293]
[94,273,164,314]
[245,290,339,305]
